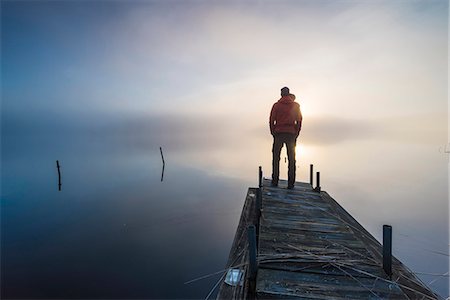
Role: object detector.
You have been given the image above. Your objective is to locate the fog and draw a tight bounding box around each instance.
[2,0,448,297]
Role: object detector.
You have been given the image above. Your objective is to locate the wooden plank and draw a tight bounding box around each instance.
[261,212,343,226]
[218,180,439,299]
[256,181,439,299]
[258,261,388,279]
[256,268,406,298]
[260,220,350,233]
[263,197,327,205]
[263,179,312,189]
[258,232,365,248]
[320,192,439,299]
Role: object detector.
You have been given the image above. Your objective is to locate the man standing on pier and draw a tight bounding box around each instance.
[269,87,302,189]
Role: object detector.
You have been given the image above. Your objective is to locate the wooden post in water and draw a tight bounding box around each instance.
[56,160,61,191]
[314,171,321,192]
[383,225,393,278]
[160,147,165,165]
[248,225,257,281]
[160,147,165,182]
[310,164,314,187]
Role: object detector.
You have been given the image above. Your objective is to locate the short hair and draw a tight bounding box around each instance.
[281,87,290,96]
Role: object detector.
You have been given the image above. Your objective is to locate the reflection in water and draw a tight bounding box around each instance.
[1,124,448,298]
[1,146,250,299]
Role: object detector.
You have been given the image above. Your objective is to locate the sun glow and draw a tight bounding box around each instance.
[296,144,306,159]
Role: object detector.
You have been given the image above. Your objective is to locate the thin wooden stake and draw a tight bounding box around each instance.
[160,147,165,182]
[56,160,61,191]
[160,147,165,165]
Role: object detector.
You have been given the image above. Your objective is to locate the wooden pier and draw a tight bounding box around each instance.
[216,175,440,299]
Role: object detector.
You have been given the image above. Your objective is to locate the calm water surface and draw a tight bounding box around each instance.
[2,134,253,299]
[1,125,449,299]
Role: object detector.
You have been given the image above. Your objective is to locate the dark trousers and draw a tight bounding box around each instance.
[272,133,296,186]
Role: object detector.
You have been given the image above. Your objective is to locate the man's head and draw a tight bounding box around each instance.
[281,87,290,96]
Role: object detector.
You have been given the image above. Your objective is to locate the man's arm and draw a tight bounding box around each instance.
[269,104,277,135]
[295,104,302,137]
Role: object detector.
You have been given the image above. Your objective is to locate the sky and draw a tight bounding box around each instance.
[2,0,447,116]
[3,0,447,178]
[1,0,449,297]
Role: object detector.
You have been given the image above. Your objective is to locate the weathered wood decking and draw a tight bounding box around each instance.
[216,179,440,299]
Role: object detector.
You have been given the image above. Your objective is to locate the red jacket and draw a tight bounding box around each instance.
[269,95,302,136]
